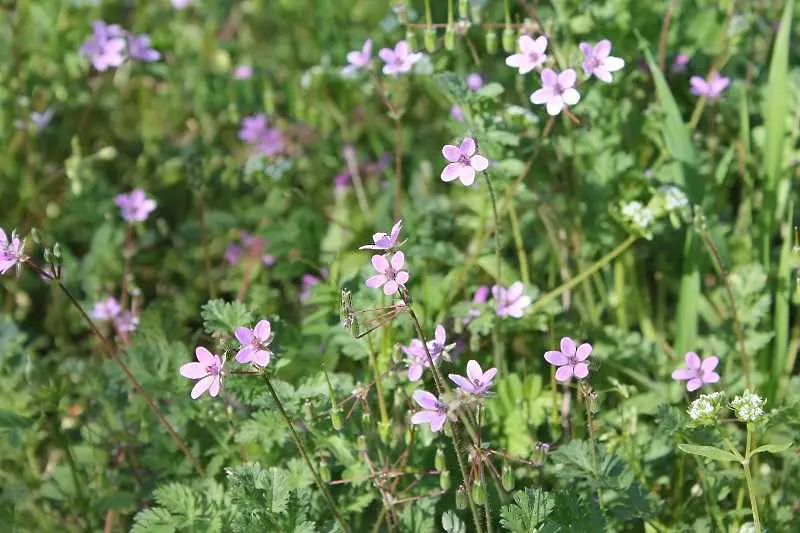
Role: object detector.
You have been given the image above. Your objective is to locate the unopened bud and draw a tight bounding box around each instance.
[405,29,418,51]
[379,420,391,444]
[356,435,368,452]
[303,400,313,420]
[456,485,468,510]
[52,243,62,260]
[435,447,446,471]
[502,462,515,491]
[469,331,480,352]
[502,27,516,53]
[361,411,372,427]
[43,249,52,264]
[471,479,486,505]
[404,428,413,446]
[29,228,41,245]
[424,29,437,53]
[319,459,331,482]
[440,469,451,491]
[485,30,498,54]
[331,408,343,431]
[458,0,469,19]
[470,3,482,23]
[444,27,456,51]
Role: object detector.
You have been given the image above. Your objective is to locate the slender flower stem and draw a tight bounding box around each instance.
[580,383,603,511]
[262,375,351,533]
[452,429,484,533]
[482,172,504,374]
[744,425,761,533]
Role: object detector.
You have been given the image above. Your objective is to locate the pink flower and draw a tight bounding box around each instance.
[426,324,450,360]
[530,68,581,116]
[115,189,157,223]
[0,229,26,275]
[465,285,489,323]
[128,33,161,62]
[403,339,429,382]
[441,137,489,186]
[233,64,253,80]
[492,281,531,318]
[378,40,423,76]
[238,114,269,143]
[579,39,624,83]
[180,347,224,399]
[300,272,326,302]
[449,360,497,395]
[235,319,273,367]
[690,72,730,100]
[172,0,193,8]
[359,219,402,250]
[672,54,689,73]
[450,105,464,121]
[410,390,447,432]
[466,73,484,91]
[90,296,122,321]
[115,311,139,333]
[671,352,720,392]
[343,38,372,75]
[365,252,409,295]
[505,35,548,74]
[80,21,126,72]
[545,337,591,382]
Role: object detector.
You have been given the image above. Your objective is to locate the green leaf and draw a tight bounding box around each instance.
[751,442,793,456]
[0,409,33,431]
[678,444,740,462]
[441,510,466,533]
[200,299,254,336]
[500,489,553,532]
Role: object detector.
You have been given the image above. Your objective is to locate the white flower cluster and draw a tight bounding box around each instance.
[621,201,655,230]
[730,390,766,423]
[688,392,724,424]
[658,185,689,211]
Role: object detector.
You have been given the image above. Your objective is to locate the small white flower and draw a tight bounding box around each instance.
[730,390,765,423]
[659,185,689,211]
[621,201,655,229]
[688,391,723,424]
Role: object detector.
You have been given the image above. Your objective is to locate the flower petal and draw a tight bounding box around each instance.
[594,39,611,59]
[470,154,489,171]
[562,88,581,106]
[449,374,474,393]
[532,36,548,54]
[442,162,463,182]
[701,356,719,372]
[530,87,552,105]
[191,376,214,399]
[408,364,423,382]
[252,350,271,367]
[545,95,564,116]
[235,327,253,346]
[579,42,592,57]
[555,365,574,382]
[544,350,568,366]
[254,320,271,341]
[505,54,523,68]
[686,378,703,392]
[573,363,589,379]
[383,280,399,295]
[365,274,387,288]
[604,56,625,72]
[459,165,476,186]
[482,368,497,383]
[195,346,214,365]
[575,343,592,361]
[459,137,476,157]
[560,337,577,357]
[208,376,221,397]
[413,390,439,410]
[236,346,256,363]
[702,372,720,384]
[466,360,482,382]
[518,35,535,53]
[429,413,446,432]
[557,69,577,89]
[180,362,206,379]
[411,410,437,425]
[378,48,394,63]
[540,68,557,87]
[671,368,694,380]
[684,352,701,369]
[435,325,446,345]
[395,270,409,285]
[391,251,405,270]
[442,144,462,162]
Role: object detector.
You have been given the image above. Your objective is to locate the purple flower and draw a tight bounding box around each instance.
[410,390,447,432]
[128,33,160,62]
[450,105,464,121]
[334,172,352,191]
[235,319,273,367]
[378,40,423,76]
[233,64,253,80]
[690,72,730,100]
[426,324,451,360]
[359,219,402,250]
[545,337,591,382]
[262,254,276,266]
[579,40,624,83]
[530,68,581,116]
[403,339,429,382]
[80,21,126,71]
[300,274,322,302]
[505,35,548,74]
[257,129,285,157]
[441,137,489,186]
[672,54,689,73]
[0,229,26,275]
[466,73,484,91]
[31,108,54,130]
[343,38,372,75]
[671,352,720,392]
[115,189,157,223]
[90,296,122,321]
[172,0,193,8]
[115,311,139,333]
[465,285,489,323]
[492,281,531,318]
[239,114,269,143]
[365,252,409,295]
[180,347,224,399]
[449,360,497,395]
[224,243,242,265]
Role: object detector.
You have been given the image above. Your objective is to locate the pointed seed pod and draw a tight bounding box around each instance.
[435,447,446,471]
[485,30,498,54]
[319,459,331,482]
[444,26,456,51]
[356,435,368,452]
[502,27,515,53]
[331,408,343,431]
[502,462,515,491]
[456,485,468,510]
[405,29,418,51]
[440,469,451,491]
[424,28,437,53]
[471,479,486,505]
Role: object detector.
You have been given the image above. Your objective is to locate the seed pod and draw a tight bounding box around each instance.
[470,3,483,23]
[471,479,486,505]
[302,400,313,420]
[404,428,413,446]
[502,27,516,53]
[440,469,451,491]
[502,462,515,491]
[52,243,62,260]
[319,459,331,482]
[331,408,343,431]
[378,420,391,444]
[456,485,468,510]
[458,0,469,19]
[444,26,456,51]
[356,435,368,452]
[424,28,437,53]
[29,228,41,245]
[405,29,418,51]
[435,447,446,471]
[361,411,372,427]
[485,30,498,54]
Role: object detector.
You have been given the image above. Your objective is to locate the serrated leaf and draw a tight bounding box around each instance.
[441,511,466,533]
[200,299,254,336]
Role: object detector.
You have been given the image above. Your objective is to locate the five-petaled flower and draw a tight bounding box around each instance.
[671,352,720,392]
[505,35,548,74]
[180,347,224,399]
[360,219,402,250]
[366,252,409,295]
[378,40,423,76]
[115,189,157,223]
[449,360,497,395]
[403,339,430,382]
[343,39,373,75]
[530,68,581,116]
[238,113,284,156]
[492,281,531,318]
[579,40,624,83]
[0,228,27,275]
[441,137,489,186]
[690,72,730,101]
[90,296,122,321]
[410,390,448,432]
[545,337,591,382]
[235,319,273,367]
[127,33,161,62]
[80,21,126,71]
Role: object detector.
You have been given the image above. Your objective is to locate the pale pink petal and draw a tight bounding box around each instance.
[408,364,423,382]
[195,347,214,365]
[459,137,476,157]
[236,346,256,363]
[518,35,535,53]
[701,356,719,372]
[672,368,694,380]
[442,144,462,162]
[435,325,446,345]
[362,39,373,56]
[507,281,524,300]
[555,365,574,382]
[372,254,390,272]
[562,88,580,106]
[235,327,253,346]
[252,350,270,367]
[413,390,439,410]
[579,42,592,57]
[346,50,362,64]
[191,376,214,399]
[545,95,564,116]
[593,40,611,59]
[544,350,568,366]
[530,87,552,104]
[366,274,387,288]
[684,352,701,370]
[470,154,489,171]
[466,360,482,382]
[689,77,708,96]
[702,372,720,384]
[429,413,446,432]
[449,374,474,393]
[482,368,497,382]
[575,343,592,361]
[395,271,409,285]
[557,69,576,89]
[505,54,523,68]
[208,376,221,397]
[390,219,402,240]
[411,410,439,426]
[540,68,557,87]
[686,378,703,392]
[710,75,729,95]
[180,362,207,379]
[573,363,589,379]
[458,166,476,186]
[593,68,613,83]
[604,56,625,72]
[395,41,409,57]
[442,162,463,181]
[378,48,394,63]
[560,337,576,357]
[391,251,405,271]
[383,280,399,295]
[254,320,271,341]
[531,36,548,54]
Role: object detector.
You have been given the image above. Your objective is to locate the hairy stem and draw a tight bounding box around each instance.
[744,425,761,533]
[482,172,504,373]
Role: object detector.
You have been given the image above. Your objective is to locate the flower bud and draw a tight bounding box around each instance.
[43,248,52,264]
[485,30,498,54]
[435,447,446,471]
[378,420,391,444]
[361,410,372,427]
[424,29,437,53]
[502,27,516,53]
[52,243,62,260]
[456,485,468,510]
[440,469,451,491]
[458,0,469,19]
[404,428,413,446]
[331,408,343,431]
[29,228,41,245]
[470,3,482,23]
[319,459,331,482]
[357,435,368,452]
[302,400,314,420]
[405,29,418,51]
[444,26,456,51]
[471,479,486,505]
[502,462,515,491]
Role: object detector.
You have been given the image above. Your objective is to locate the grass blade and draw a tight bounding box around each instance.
[769,199,794,403]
